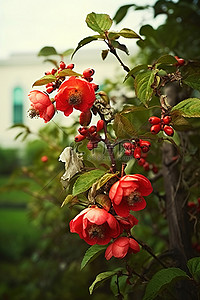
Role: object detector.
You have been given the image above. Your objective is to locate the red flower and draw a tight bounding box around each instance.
[109,174,153,217]
[55,76,96,116]
[70,206,120,245]
[116,214,138,233]
[105,237,140,260]
[28,90,55,122]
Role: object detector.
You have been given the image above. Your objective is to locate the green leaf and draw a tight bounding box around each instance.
[72,169,105,196]
[156,54,177,65]
[134,70,157,106]
[57,69,82,77]
[187,257,200,282]
[183,75,200,91]
[143,268,189,300]
[113,114,137,138]
[119,28,141,39]
[81,245,107,270]
[111,40,129,55]
[101,49,109,60]
[32,74,56,87]
[107,31,120,40]
[61,48,74,57]
[72,35,99,58]
[38,46,57,57]
[95,172,118,190]
[89,270,121,295]
[171,111,192,131]
[86,12,112,34]
[124,64,148,81]
[61,194,76,208]
[113,5,135,24]
[172,98,200,117]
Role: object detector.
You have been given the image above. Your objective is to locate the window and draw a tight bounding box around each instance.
[13,87,23,124]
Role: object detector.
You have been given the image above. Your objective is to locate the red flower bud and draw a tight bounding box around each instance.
[162,115,172,125]
[83,68,95,78]
[87,141,94,150]
[79,110,92,126]
[66,64,74,70]
[45,71,51,75]
[59,61,66,70]
[89,125,97,134]
[174,56,185,66]
[51,68,57,75]
[92,83,99,91]
[78,127,88,136]
[96,120,104,132]
[123,143,132,150]
[133,147,141,160]
[143,162,150,171]
[139,140,151,153]
[138,158,145,166]
[151,124,161,134]
[163,125,174,136]
[46,86,54,93]
[152,164,158,174]
[75,134,86,142]
[148,116,161,125]
[124,149,132,156]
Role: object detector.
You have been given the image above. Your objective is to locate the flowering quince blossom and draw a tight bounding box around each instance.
[109,174,153,217]
[116,214,138,234]
[28,90,55,122]
[105,237,140,260]
[55,76,96,116]
[70,206,120,245]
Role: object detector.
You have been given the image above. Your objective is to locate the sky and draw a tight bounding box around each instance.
[0,0,164,60]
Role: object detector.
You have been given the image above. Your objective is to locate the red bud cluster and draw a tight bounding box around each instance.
[137,153,159,174]
[149,115,174,136]
[75,120,105,150]
[174,56,185,67]
[123,139,151,160]
[187,198,200,214]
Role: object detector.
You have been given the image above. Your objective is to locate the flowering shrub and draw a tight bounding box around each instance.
[23,10,200,300]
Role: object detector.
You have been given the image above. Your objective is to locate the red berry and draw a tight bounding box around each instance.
[89,125,97,134]
[174,56,185,66]
[92,83,99,91]
[148,116,161,125]
[123,142,132,150]
[96,120,104,132]
[83,68,95,78]
[59,61,66,69]
[51,68,57,75]
[87,141,94,150]
[46,86,54,93]
[66,63,74,69]
[143,162,150,171]
[41,155,48,162]
[75,134,86,142]
[79,110,92,126]
[133,147,141,160]
[124,149,132,156]
[163,125,174,136]
[138,158,145,166]
[78,127,88,136]
[162,115,172,125]
[151,124,161,134]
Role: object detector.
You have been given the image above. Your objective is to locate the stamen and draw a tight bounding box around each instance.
[28,108,39,119]
[126,191,142,206]
[68,90,82,105]
[87,224,105,239]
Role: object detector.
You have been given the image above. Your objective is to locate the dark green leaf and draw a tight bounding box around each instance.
[57,69,82,77]
[61,48,74,57]
[86,12,112,34]
[172,98,200,117]
[38,46,57,57]
[14,132,23,140]
[143,268,188,300]
[95,172,118,190]
[110,275,127,297]
[134,70,157,106]
[32,75,56,87]
[107,31,120,40]
[156,54,177,65]
[72,36,99,58]
[113,114,137,138]
[183,75,200,91]
[81,245,107,270]
[89,270,122,295]
[119,28,141,39]
[124,64,148,81]
[111,40,129,55]
[171,111,192,131]
[101,49,109,60]
[113,5,135,24]
[187,257,200,282]
[72,169,105,196]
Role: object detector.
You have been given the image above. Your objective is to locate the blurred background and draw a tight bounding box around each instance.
[1,0,200,299]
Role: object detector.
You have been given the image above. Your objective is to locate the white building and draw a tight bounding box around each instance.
[0,49,129,148]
